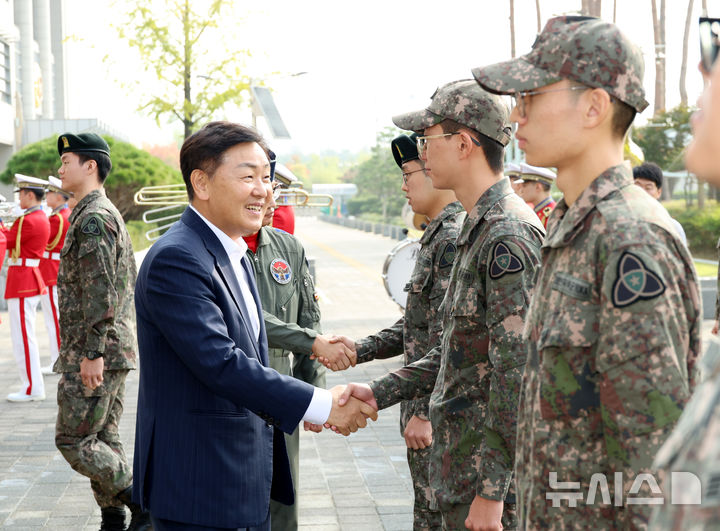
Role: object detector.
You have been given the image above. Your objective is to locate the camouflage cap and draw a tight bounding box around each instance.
[392,80,512,146]
[471,16,649,113]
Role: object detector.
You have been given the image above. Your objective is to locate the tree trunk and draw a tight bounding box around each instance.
[680,0,694,106]
[582,0,602,16]
[698,176,706,209]
[509,0,516,58]
[183,0,193,138]
[535,0,541,32]
[651,0,666,115]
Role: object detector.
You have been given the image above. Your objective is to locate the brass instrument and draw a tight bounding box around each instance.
[0,201,19,227]
[134,182,334,241]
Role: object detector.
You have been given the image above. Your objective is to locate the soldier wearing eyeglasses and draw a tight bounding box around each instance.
[328,132,463,530]
[650,17,720,529]
[337,79,544,530]
[474,16,701,529]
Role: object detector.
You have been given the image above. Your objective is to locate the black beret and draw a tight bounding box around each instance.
[57,133,110,157]
[391,133,420,168]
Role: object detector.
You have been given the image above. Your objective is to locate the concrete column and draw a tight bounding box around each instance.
[13,0,35,120]
[33,0,53,118]
[50,0,66,118]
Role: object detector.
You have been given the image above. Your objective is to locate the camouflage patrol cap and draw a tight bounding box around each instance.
[391,133,420,168]
[392,80,512,146]
[471,16,649,113]
[57,132,110,157]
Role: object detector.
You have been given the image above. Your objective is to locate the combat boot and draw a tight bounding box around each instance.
[100,506,126,531]
[116,485,153,531]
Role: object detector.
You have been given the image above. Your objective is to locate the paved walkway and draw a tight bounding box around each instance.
[0,216,413,530]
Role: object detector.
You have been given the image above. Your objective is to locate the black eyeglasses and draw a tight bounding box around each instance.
[511,86,589,118]
[401,168,426,184]
[700,17,720,73]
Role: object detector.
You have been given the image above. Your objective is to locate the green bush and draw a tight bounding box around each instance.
[0,135,181,221]
[667,204,720,258]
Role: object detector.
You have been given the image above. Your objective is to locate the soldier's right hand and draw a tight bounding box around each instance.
[310,334,356,371]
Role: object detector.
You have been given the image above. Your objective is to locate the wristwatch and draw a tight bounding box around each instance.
[85,351,104,360]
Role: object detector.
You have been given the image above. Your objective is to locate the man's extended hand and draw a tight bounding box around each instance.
[712,319,719,335]
[465,496,503,531]
[326,385,378,436]
[309,335,356,371]
[80,357,104,390]
[404,415,432,450]
[303,421,323,433]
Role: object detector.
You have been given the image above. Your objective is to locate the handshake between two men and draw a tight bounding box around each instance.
[307,336,432,450]
[303,335,380,437]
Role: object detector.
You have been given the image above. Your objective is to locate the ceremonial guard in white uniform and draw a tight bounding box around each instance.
[39,176,71,374]
[2,175,50,402]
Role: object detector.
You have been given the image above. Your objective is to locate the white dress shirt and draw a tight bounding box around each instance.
[189,206,332,424]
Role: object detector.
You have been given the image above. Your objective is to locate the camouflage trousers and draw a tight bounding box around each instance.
[439,501,517,531]
[408,446,442,530]
[55,370,132,508]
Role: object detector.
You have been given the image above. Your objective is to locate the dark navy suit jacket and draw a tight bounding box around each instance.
[133,208,315,528]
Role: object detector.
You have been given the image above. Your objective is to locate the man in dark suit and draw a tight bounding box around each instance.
[133,121,377,531]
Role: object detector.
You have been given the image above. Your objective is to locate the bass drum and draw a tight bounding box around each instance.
[382,238,421,310]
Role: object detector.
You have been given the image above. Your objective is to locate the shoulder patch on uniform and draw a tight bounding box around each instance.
[438,242,457,269]
[611,251,665,308]
[81,215,102,237]
[270,258,292,284]
[489,241,524,280]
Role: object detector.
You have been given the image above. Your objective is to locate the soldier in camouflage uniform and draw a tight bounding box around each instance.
[244,185,327,531]
[473,16,701,529]
[340,80,544,531]
[54,133,150,531]
[650,35,720,529]
[338,132,464,530]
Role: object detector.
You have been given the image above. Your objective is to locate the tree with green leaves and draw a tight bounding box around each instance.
[633,104,693,172]
[115,0,252,138]
[0,136,180,220]
[346,128,406,223]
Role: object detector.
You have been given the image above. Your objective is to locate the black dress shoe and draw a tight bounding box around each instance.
[100,506,126,531]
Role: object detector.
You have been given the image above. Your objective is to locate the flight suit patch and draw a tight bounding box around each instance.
[270,258,292,284]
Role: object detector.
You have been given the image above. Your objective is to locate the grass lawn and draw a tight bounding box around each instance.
[696,260,718,278]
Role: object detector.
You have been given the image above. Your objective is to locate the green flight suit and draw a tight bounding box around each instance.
[246,226,325,531]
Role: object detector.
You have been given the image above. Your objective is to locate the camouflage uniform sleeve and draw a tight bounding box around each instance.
[292,256,326,388]
[477,235,539,501]
[355,318,405,364]
[368,343,441,410]
[75,213,120,355]
[597,243,701,525]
